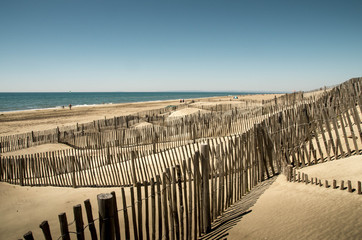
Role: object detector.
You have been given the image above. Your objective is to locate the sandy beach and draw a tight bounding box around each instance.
[2,1,361,239]
[1,90,361,240]
[0,93,281,239]
[0,93,282,136]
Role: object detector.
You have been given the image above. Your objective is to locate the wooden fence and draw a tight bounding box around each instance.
[1,77,361,239]
[0,91,320,153]
[42,91,327,150]
[20,133,280,240]
[19,88,362,240]
[286,168,361,195]
[0,101,262,153]
[1,78,361,188]
[0,105,295,187]
[0,132,265,188]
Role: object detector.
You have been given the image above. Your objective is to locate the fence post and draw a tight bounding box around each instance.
[131,151,137,185]
[73,204,85,240]
[121,188,131,240]
[287,165,293,182]
[56,127,60,143]
[59,212,71,240]
[84,199,98,240]
[71,156,76,188]
[39,221,52,240]
[130,187,139,240]
[200,143,211,234]
[153,136,157,154]
[150,178,156,240]
[341,180,345,190]
[23,231,34,240]
[161,173,170,240]
[97,193,115,240]
[136,182,143,240]
[20,157,24,186]
[110,191,121,240]
[347,180,352,193]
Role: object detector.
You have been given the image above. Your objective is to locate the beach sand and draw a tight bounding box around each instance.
[2,91,359,240]
[228,155,362,240]
[168,107,210,118]
[226,111,362,240]
[0,183,132,240]
[0,93,281,239]
[1,156,360,240]
[0,94,283,136]
[1,143,73,157]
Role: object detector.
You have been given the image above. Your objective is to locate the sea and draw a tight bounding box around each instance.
[0,92,271,112]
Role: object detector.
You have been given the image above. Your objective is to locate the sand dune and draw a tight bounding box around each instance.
[300,156,362,183]
[1,143,72,157]
[132,121,154,129]
[168,107,209,118]
[228,155,362,240]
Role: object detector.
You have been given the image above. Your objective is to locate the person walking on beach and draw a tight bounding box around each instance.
[69,104,72,110]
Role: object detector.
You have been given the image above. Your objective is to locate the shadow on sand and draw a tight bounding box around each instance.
[199,176,278,240]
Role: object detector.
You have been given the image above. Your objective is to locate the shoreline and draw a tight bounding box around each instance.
[0,98,179,115]
[0,91,283,114]
[0,92,281,115]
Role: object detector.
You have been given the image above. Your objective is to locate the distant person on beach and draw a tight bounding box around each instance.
[69,104,72,110]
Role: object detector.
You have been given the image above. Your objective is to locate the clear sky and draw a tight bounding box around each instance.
[0,0,361,92]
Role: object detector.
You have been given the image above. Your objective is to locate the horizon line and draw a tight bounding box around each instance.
[0,90,288,94]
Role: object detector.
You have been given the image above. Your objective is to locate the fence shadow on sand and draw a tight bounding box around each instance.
[200,176,278,240]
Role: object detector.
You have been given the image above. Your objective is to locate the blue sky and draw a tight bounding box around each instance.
[0,0,361,92]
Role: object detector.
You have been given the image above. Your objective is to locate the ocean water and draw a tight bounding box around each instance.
[0,92,264,112]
